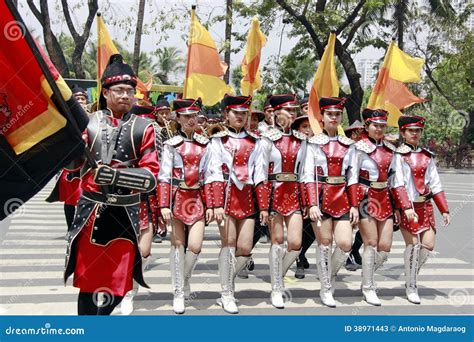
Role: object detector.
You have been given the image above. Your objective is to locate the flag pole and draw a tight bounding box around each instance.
[183,5,196,98]
[5,2,97,168]
[97,13,102,97]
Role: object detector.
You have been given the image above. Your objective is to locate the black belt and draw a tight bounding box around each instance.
[83,191,141,206]
[317,175,346,185]
[171,178,201,190]
[358,177,388,189]
[268,173,298,182]
[413,192,434,203]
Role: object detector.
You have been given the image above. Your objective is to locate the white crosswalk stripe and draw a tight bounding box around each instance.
[0,181,473,315]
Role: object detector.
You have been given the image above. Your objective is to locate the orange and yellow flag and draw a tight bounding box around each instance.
[97,14,152,96]
[97,13,119,93]
[368,41,424,127]
[307,32,339,134]
[241,17,266,96]
[184,8,233,105]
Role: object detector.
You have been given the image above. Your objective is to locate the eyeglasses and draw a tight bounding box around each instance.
[109,87,136,96]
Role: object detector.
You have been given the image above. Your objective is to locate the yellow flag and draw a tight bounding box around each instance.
[368,41,424,127]
[97,14,119,93]
[308,32,340,134]
[184,8,233,105]
[241,17,267,96]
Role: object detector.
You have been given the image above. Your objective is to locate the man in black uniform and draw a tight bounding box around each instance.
[64,54,159,315]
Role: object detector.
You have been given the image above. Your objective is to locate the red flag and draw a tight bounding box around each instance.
[0,1,89,219]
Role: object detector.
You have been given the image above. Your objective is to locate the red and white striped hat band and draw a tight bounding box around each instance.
[103,74,138,87]
[226,103,250,111]
[175,106,200,114]
[273,101,299,110]
[398,115,425,130]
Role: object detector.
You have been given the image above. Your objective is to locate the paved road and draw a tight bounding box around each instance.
[0,174,472,315]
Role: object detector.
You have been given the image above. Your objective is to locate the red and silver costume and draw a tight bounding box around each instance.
[301,133,358,217]
[207,94,268,314]
[397,115,449,304]
[300,96,358,308]
[206,127,268,219]
[396,144,449,234]
[157,98,210,314]
[257,93,307,309]
[158,131,212,225]
[258,127,307,216]
[352,138,411,221]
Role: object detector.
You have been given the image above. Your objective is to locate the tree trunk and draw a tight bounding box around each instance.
[133,0,146,74]
[395,0,406,50]
[459,108,474,148]
[223,0,232,84]
[40,0,69,76]
[275,0,362,123]
[72,38,87,79]
[61,0,98,79]
[334,39,363,123]
[27,0,70,77]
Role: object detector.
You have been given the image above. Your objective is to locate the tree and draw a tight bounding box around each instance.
[260,52,314,95]
[27,0,98,79]
[234,0,398,123]
[231,65,243,94]
[393,0,454,50]
[61,0,98,79]
[132,0,146,74]
[27,0,70,76]
[223,0,233,83]
[404,4,473,166]
[152,47,185,85]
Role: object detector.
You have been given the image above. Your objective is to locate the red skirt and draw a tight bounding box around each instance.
[225,184,256,219]
[321,183,350,218]
[172,188,205,226]
[73,211,136,297]
[271,182,301,216]
[401,201,436,235]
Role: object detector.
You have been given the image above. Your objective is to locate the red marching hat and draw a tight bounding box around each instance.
[173,98,202,115]
[155,99,171,111]
[221,94,252,112]
[319,97,347,112]
[129,104,156,120]
[362,108,388,124]
[398,115,425,130]
[263,96,272,111]
[269,94,299,110]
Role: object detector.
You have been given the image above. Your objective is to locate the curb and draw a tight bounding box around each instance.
[438,169,474,175]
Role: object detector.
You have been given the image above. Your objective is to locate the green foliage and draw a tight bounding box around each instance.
[231,65,243,94]
[151,47,185,85]
[260,51,315,96]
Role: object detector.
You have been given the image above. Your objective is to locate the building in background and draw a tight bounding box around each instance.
[356,58,379,90]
